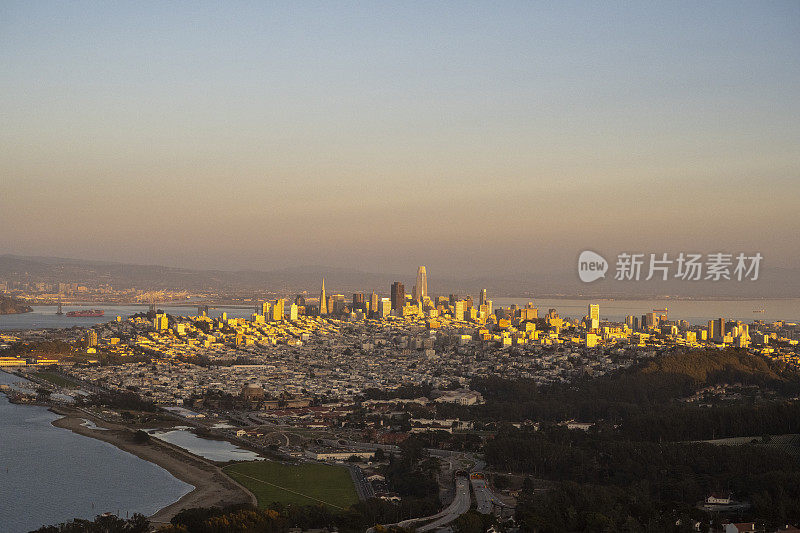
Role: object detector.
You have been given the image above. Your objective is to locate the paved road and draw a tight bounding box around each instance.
[369,475,471,533]
[322,438,486,531]
[347,464,375,501]
[470,475,493,514]
[415,475,472,532]
[470,473,507,515]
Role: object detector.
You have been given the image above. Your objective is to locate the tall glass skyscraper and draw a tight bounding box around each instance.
[391,281,404,311]
[414,266,427,302]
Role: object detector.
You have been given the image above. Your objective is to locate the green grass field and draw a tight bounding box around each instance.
[223,461,359,510]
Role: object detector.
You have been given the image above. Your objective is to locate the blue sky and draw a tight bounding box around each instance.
[1,2,798,275]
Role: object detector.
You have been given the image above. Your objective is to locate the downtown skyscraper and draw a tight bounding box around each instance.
[319,278,327,315]
[391,281,405,311]
[413,266,427,303]
[588,304,600,331]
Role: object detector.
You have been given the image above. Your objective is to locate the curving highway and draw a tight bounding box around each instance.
[415,475,472,532]
[470,474,494,514]
[370,474,471,533]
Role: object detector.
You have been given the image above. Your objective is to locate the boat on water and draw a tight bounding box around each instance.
[653,307,668,313]
[753,309,765,313]
[65,309,105,318]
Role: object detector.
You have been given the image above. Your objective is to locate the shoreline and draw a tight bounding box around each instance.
[48,406,257,525]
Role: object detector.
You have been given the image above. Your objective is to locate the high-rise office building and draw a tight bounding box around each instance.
[331,294,346,315]
[379,297,391,318]
[369,292,379,316]
[641,312,657,330]
[352,292,365,311]
[454,300,465,321]
[295,294,306,307]
[464,295,473,310]
[289,303,298,321]
[714,318,725,342]
[391,282,405,311]
[271,299,285,322]
[479,288,487,307]
[588,304,600,330]
[319,278,327,315]
[495,307,510,321]
[413,266,427,303]
[85,330,98,347]
[153,313,168,331]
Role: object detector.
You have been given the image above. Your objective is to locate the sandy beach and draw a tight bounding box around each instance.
[49,406,257,526]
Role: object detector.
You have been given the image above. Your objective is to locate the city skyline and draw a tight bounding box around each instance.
[2,3,800,531]
[2,2,799,276]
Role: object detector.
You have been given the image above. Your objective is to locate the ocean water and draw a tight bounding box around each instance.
[0,305,254,331]
[0,372,192,533]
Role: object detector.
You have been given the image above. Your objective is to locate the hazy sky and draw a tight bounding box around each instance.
[1,1,798,276]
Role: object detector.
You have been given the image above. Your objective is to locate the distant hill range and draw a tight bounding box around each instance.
[0,254,798,299]
[0,293,33,315]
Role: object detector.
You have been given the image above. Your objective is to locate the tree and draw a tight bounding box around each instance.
[453,511,493,533]
[36,387,52,399]
[30,513,150,533]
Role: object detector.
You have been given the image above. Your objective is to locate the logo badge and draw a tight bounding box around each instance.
[578,251,608,282]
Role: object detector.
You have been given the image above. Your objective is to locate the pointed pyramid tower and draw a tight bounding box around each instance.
[319,277,328,315]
